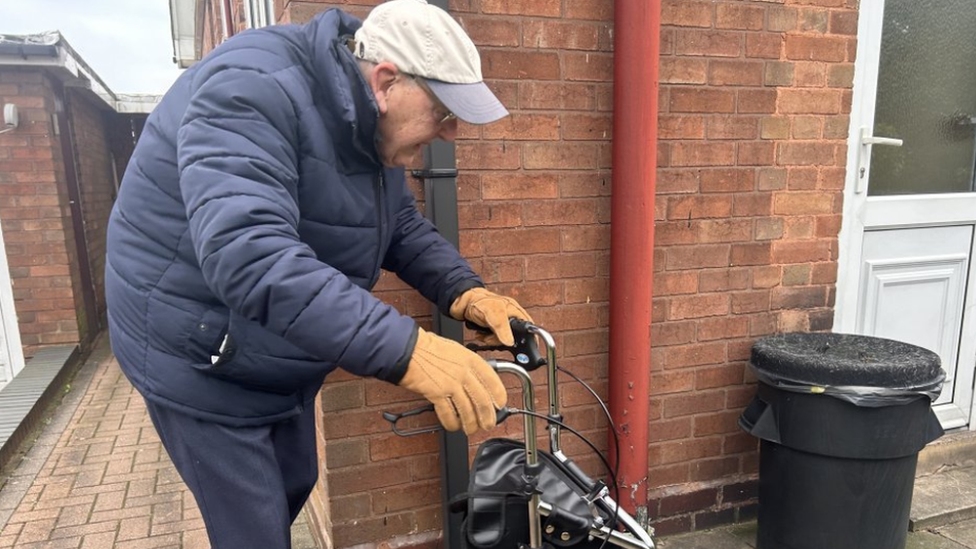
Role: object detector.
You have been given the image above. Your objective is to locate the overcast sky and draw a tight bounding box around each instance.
[1,0,183,95]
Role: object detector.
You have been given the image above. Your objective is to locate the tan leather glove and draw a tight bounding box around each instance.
[449,287,533,347]
[399,328,508,435]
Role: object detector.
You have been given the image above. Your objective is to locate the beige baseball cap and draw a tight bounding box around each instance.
[353,0,509,124]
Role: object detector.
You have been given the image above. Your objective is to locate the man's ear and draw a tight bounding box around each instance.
[368,62,399,115]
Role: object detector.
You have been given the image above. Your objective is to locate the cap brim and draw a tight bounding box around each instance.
[425,79,509,125]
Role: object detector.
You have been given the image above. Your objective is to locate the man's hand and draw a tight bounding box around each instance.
[450,287,533,347]
[398,328,508,435]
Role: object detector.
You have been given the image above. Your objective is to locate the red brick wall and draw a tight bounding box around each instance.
[0,69,81,355]
[202,0,222,56]
[648,0,855,534]
[200,0,248,55]
[199,0,860,545]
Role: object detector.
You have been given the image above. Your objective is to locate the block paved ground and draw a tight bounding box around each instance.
[0,334,317,548]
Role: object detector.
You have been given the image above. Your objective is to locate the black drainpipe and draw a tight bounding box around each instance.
[411,0,467,529]
[53,84,100,346]
[414,138,466,549]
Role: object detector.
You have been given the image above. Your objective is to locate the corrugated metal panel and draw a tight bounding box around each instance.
[0,346,77,453]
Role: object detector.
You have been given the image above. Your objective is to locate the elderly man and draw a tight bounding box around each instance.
[104,0,530,546]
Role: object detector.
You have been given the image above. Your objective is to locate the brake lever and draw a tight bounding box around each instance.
[382,404,440,436]
[382,404,515,437]
[465,318,547,371]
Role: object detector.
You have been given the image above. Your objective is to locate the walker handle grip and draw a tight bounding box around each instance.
[465,318,546,371]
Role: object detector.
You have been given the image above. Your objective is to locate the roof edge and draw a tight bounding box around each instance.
[0,32,161,113]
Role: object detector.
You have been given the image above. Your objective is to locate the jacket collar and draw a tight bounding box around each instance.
[304,10,382,173]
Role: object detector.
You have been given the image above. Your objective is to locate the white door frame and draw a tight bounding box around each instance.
[835,0,976,431]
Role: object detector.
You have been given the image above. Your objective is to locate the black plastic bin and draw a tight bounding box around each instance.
[739,333,945,549]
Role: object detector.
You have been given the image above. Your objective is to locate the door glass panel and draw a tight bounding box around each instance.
[869,0,976,196]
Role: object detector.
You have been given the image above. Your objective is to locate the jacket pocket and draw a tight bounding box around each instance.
[190,313,330,395]
[183,308,230,363]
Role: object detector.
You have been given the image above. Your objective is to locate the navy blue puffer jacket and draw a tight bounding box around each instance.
[105,9,482,426]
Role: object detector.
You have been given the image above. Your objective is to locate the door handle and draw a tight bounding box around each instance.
[951,114,976,127]
[856,126,904,194]
[861,134,904,147]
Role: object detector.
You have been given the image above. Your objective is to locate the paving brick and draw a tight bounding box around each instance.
[49,518,118,541]
[117,516,150,541]
[16,536,82,548]
[113,532,182,548]
[148,502,182,526]
[6,506,60,524]
[54,503,93,528]
[70,468,106,490]
[124,479,156,500]
[15,517,58,544]
[80,531,117,549]
[180,529,209,549]
[0,521,23,537]
[151,517,204,536]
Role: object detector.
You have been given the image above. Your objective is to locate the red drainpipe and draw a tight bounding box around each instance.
[608,0,660,526]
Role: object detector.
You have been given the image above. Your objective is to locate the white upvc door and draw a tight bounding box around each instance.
[835,0,976,430]
[0,216,25,390]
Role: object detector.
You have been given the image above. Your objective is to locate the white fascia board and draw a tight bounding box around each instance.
[115,94,164,114]
[170,0,200,69]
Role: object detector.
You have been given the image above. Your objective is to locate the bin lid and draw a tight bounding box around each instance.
[751,332,942,389]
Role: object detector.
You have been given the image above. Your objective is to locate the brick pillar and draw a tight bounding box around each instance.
[0,69,81,356]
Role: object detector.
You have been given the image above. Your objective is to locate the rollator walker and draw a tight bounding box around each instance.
[384,320,656,549]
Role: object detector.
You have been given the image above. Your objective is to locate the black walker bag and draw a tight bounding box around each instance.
[456,438,612,549]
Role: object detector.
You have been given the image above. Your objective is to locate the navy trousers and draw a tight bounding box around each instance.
[144,399,318,549]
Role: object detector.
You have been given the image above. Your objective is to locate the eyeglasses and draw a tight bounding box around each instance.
[407,74,457,125]
[436,109,458,125]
